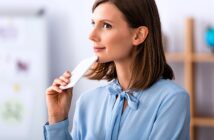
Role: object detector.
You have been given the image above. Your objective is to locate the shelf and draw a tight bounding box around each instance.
[193,117,214,127]
[165,52,184,62]
[165,53,214,63]
[166,18,214,140]
[192,53,214,62]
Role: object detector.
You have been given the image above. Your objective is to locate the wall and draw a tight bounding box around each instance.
[157,0,214,53]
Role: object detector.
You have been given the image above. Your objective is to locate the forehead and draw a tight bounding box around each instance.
[92,2,126,22]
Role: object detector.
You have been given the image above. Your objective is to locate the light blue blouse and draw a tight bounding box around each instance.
[44,79,190,140]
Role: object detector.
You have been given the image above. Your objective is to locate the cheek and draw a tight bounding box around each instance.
[105,32,133,53]
[105,30,133,46]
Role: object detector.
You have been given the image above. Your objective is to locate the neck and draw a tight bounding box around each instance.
[114,60,132,90]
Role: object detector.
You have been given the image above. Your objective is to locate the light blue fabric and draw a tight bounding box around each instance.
[44,79,190,140]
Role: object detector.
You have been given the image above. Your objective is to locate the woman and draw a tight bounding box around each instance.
[44,0,190,140]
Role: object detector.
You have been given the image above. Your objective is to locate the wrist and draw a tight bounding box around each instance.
[48,115,67,125]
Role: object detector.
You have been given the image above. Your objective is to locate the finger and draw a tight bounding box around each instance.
[46,86,62,94]
[64,71,71,78]
[59,76,70,84]
[52,85,63,93]
[64,87,72,93]
[52,78,66,86]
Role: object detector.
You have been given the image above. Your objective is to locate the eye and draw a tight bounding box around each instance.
[91,20,95,26]
[103,22,112,29]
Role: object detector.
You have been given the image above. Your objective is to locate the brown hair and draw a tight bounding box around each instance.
[86,0,174,90]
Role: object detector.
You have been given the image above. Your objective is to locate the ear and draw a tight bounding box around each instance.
[132,26,148,46]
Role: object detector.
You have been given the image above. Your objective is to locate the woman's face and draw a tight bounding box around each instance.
[89,2,136,63]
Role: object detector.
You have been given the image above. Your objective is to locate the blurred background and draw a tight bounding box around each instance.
[0,0,213,140]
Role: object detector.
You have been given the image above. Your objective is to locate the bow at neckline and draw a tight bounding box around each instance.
[108,79,139,110]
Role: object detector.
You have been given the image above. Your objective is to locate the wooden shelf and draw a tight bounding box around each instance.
[165,18,214,140]
[193,117,214,127]
[165,52,184,62]
[192,53,214,62]
[165,53,214,62]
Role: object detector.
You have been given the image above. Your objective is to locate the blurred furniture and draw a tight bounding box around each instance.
[165,18,214,140]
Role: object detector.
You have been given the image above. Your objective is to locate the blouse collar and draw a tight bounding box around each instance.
[108,79,140,110]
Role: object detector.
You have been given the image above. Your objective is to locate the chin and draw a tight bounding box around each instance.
[97,57,113,63]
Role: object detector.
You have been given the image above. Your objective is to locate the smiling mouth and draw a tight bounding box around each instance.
[93,47,106,52]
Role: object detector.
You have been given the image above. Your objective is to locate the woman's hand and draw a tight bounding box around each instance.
[45,71,72,124]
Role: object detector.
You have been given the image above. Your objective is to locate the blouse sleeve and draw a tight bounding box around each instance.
[43,119,72,140]
[149,91,190,140]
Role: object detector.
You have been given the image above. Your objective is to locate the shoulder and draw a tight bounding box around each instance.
[149,79,189,98]
[141,79,190,107]
[151,79,190,118]
[137,79,190,120]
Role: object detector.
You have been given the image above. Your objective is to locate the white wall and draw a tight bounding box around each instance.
[157,0,214,53]
[0,0,214,139]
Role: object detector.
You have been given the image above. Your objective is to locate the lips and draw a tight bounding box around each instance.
[93,46,106,52]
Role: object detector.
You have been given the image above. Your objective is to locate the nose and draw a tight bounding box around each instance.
[88,27,100,42]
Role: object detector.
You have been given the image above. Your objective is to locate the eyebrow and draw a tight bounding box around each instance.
[91,18,114,24]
